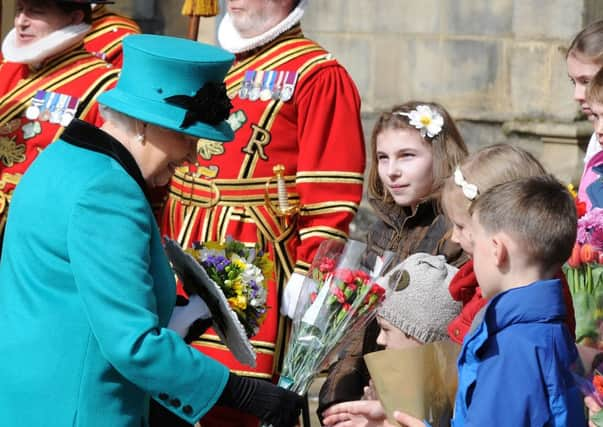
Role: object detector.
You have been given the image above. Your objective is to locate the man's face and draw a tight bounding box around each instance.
[14,0,77,47]
[226,0,292,38]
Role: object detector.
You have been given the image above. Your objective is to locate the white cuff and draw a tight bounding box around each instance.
[167,294,211,338]
[280,272,306,319]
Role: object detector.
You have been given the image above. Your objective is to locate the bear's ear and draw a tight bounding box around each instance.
[390,269,410,292]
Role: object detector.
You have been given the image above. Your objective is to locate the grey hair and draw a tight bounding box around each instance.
[98,104,140,134]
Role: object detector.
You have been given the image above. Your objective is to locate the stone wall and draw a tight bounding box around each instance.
[303,0,603,186]
[297,1,603,237]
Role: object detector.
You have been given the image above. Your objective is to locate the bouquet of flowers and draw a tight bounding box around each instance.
[164,237,273,367]
[565,207,603,347]
[277,239,395,395]
[185,237,273,338]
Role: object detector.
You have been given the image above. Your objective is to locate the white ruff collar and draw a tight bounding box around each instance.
[218,0,307,54]
[2,23,91,66]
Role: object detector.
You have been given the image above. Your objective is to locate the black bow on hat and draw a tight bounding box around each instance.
[164,82,232,129]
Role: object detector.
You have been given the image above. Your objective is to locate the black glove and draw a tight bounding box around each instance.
[183,317,212,344]
[217,373,303,427]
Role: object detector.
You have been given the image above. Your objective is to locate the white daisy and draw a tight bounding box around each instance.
[405,105,444,138]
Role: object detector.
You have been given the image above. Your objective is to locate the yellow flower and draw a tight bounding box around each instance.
[185,248,201,258]
[567,183,577,198]
[228,295,247,310]
[232,278,244,294]
[258,254,274,279]
[233,258,246,270]
[204,241,226,251]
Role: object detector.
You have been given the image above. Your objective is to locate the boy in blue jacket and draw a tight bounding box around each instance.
[395,174,585,427]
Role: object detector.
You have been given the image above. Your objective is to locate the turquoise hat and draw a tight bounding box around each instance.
[98,34,235,141]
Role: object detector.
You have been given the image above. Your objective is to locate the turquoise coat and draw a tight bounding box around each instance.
[0,120,229,426]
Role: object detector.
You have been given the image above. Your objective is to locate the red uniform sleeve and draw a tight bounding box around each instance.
[292,63,366,273]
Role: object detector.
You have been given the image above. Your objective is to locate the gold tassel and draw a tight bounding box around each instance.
[181,0,219,17]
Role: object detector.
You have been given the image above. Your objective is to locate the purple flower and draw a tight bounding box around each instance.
[578,208,603,249]
[202,255,231,272]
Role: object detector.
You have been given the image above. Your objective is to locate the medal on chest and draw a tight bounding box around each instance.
[25,90,80,127]
[237,69,299,103]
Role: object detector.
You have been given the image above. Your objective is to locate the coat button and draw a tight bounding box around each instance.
[454,328,460,336]
[183,405,193,415]
[158,393,169,401]
[170,398,181,408]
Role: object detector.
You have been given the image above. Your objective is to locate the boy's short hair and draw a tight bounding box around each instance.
[470,175,577,269]
[586,67,603,105]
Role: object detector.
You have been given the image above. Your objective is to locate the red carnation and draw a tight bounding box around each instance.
[594,374,603,396]
[319,257,336,273]
[335,269,355,284]
[354,270,370,283]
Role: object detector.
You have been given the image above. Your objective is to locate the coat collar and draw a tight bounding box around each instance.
[61,119,150,202]
[369,196,438,230]
[217,0,307,55]
[466,279,566,353]
[485,279,566,333]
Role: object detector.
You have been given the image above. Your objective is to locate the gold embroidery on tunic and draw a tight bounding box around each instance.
[242,124,271,160]
[197,138,225,160]
[0,173,22,216]
[0,137,26,167]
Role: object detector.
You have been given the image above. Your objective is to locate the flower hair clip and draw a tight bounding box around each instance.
[395,105,444,138]
[454,166,479,200]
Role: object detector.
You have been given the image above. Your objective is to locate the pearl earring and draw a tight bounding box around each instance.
[135,121,146,145]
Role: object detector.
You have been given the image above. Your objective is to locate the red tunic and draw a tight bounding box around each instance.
[0,45,119,234]
[160,24,366,379]
[84,5,140,67]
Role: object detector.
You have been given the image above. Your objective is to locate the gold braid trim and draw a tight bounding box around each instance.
[299,226,348,241]
[0,173,22,230]
[296,170,365,184]
[300,201,359,216]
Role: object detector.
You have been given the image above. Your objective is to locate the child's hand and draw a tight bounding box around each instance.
[392,410,426,427]
[322,400,386,427]
[585,395,603,427]
[362,380,378,400]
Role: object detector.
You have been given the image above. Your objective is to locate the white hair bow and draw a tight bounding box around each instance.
[453,167,479,200]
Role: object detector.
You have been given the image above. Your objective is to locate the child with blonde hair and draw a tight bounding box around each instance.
[441,144,575,343]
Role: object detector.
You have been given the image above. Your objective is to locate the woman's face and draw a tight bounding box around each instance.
[444,189,474,255]
[567,52,602,120]
[140,125,198,188]
[376,128,434,211]
[376,316,422,350]
[226,0,290,38]
[14,0,80,47]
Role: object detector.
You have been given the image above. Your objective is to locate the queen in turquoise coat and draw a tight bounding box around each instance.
[0,34,301,427]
